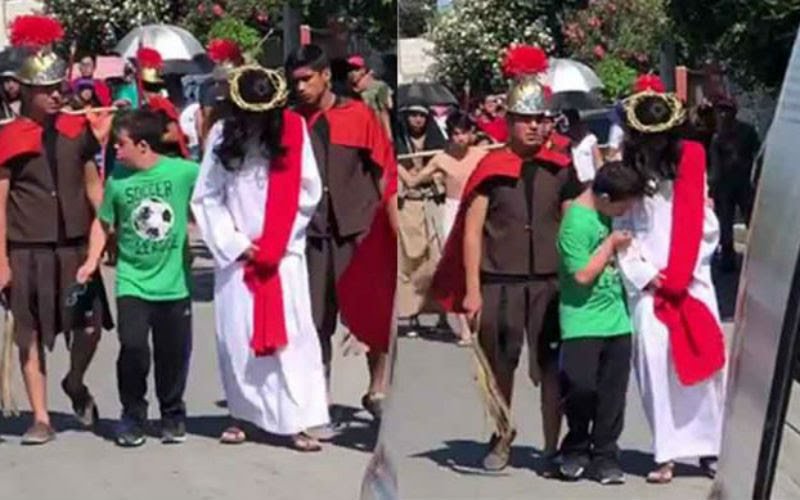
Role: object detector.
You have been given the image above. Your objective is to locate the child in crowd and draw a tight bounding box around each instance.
[77,109,199,447]
[556,161,645,484]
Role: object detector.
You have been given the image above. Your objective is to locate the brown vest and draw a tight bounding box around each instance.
[481,160,577,276]
[307,114,381,239]
[4,127,95,244]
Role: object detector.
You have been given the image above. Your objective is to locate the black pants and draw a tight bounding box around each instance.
[559,335,632,459]
[117,297,193,424]
[714,181,754,258]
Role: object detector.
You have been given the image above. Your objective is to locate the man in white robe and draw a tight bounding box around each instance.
[191,66,329,450]
[614,85,727,482]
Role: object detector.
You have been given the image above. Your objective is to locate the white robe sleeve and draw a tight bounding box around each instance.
[191,122,252,269]
[614,212,660,292]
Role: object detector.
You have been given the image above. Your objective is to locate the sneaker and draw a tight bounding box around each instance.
[559,453,590,481]
[590,457,626,485]
[538,451,562,479]
[161,420,187,444]
[115,418,146,448]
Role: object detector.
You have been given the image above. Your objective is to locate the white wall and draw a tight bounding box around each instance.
[0,0,43,48]
[398,37,436,84]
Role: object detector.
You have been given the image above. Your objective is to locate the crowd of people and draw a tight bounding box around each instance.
[396,44,758,485]
[0,15,397,451]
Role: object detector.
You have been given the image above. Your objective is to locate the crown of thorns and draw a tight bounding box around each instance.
[622,90,686,133]
[228,65,288,112]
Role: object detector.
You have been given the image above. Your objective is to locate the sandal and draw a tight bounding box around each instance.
[646,462,674,484]
[291,432,322,452]
[457,337,473,347]
[21,422,55,445]
[61,378,99,429]
[700,456,718,479]
[219,426,246,445]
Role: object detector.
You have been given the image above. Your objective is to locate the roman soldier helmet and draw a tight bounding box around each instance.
[10,15,67,86]
[208,39,243,70]
[137,47,165,85]
[502,44,553,116]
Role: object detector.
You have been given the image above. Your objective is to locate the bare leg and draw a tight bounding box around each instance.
[458,314,472,343]
[367,351,387,395]
[20,333,49,425]
[540,364,562,454]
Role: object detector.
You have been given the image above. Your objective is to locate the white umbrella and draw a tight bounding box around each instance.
[114,24,205,62]
[546,58,604,93]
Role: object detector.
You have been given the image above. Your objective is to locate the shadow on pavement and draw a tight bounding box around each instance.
[0,411,111,440]
[329,404,379,453]
[411,439,545,476]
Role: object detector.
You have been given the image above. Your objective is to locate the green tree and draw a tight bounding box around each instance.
[399,0,437,38]
[430,0,556,95]
[44,0,176,54]
[669,0,800,92]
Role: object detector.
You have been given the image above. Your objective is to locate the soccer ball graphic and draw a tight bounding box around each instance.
[131,197,174,242]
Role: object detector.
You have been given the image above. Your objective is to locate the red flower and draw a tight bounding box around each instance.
[212,3,224,17]
[197,3,206,14]
[588,16,602,28]
[255,11,269,23]
[593,45,606,60]
[502,44,549,79]
[207,38,242,65]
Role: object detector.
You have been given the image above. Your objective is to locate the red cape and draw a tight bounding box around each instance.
[431,144,571,313]
[654,140,726,385]
[244,109,305,356]
[0,114,87,166]
[307,99,397,353]
[146,95,190,158]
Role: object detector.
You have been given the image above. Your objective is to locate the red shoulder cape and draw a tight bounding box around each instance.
[431,145,571,312]
[0,114,87,166]
[308,98,398,353]
[244,109,305,356]
[654,140,726,385]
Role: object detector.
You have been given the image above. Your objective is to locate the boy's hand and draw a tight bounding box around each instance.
[76,258,99,285]
[646,273,666,291]
[463,291,483,322]
[239,244,260,262]
[609,230,633,250]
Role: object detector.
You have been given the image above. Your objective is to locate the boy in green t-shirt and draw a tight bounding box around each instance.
[77,110,199,448]
[556,162,645,485]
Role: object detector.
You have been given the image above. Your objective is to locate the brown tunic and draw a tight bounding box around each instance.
[476,158,582,384]
[0,121,111,349]
[479,159,582,277]
[2,124,98,244]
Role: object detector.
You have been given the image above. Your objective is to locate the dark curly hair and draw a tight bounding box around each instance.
[622,95,683,194]
[215,68,285,172]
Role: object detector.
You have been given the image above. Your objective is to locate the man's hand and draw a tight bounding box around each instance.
[463,290,483,322]
[0,258,11,290]
[76,258,99,285]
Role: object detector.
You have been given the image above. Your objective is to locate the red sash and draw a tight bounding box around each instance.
[243,109,304,356]
[654,141,726,385]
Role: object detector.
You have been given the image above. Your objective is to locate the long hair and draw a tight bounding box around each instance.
[215,69,285,172]
[622,95,683,193]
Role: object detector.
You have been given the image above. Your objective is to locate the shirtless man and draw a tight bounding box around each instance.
[400,111,487,344]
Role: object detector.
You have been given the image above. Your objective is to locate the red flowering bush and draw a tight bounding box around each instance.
[562,0,670,71]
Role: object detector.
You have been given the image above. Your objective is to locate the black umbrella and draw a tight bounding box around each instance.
[162,55,214,76]
[548,91,605,112]
[397,82,458,108]
[0,47,26,77]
